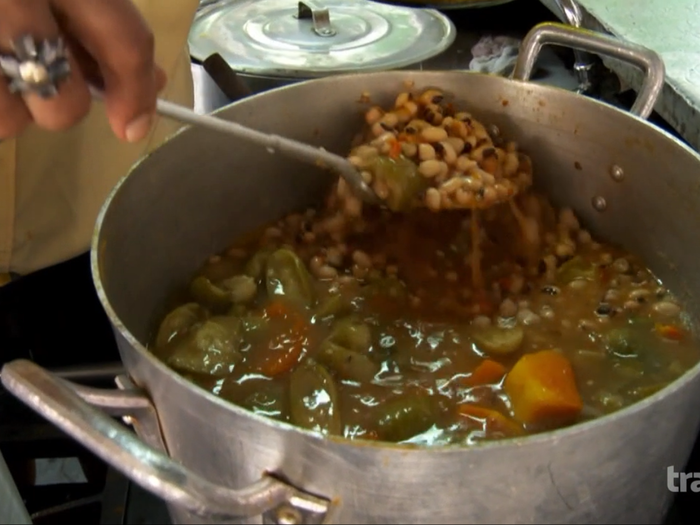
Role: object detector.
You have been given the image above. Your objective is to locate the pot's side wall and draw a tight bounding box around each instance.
[99,71,700,523]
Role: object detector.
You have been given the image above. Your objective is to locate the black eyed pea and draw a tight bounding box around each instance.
[365,106,383,125]
[445,137,465,155]
[418,143,436,161]
[653,301,681,317]
[401,142,418,157]
[437,141,457,165]
[419,159,445,178]
[455,155,477,173]
[420,126,448,143]
[394,92,411,108]
[418,88,444,105]
[425,188,442,211]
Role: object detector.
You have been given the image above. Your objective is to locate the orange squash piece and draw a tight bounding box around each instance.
[464,359,507,386]
[457,404,523,436]
[503,349,583,425]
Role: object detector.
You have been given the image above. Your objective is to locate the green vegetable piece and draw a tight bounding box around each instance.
[190,276,232,312]
[602,328,638,358]
[625,382,669,400]
[328,317,373,353]
[472,326,524,355]
[167,316,243,377]
[289,361,341,435]
[265,248,315,307]
[245,247,275,281]
[374,395,435,442]
[371,156,428,212]
[155,303,205,348]
[317,341,379,383]
[221,275,258,304]
[314,294,352,319]
[556,256,596,284]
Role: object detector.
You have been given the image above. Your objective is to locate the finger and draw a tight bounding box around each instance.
[51,0,159,143]
[0,77,31,138]
[155,65,167,93]
[0,0,90,131]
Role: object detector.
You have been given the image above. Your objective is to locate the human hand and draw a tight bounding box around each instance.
[0,0,166,142]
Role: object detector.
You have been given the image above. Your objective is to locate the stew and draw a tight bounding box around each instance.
[150,87,700,446]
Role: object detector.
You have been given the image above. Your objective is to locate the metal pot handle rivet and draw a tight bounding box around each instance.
[0,359,332,523]
[512,22,665,120]
[297,1,336,37]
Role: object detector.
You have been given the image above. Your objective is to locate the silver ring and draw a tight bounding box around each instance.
[0,35,71,98]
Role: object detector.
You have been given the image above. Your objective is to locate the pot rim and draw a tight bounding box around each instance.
[91,69,700,454]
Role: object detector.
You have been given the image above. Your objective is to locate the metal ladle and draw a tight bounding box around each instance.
[90,88,380,205]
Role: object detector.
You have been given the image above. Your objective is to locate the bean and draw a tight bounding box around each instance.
[395,92,410,107]
[401,142,418,157]
[472,315,491,328]
[555,242,575,259]
[455,189,475,207]
[425,188,441,211]
[559,208,580,231]
[577,230,592,244]
[629,289,651,303]
[365,106,383,125]
[438,141,457,164]
[499,298,518,318]
[517,309,540,325]
[540,305,555,319]
[418,89,443,105]
[419,159,445,178]
[653,301,681,317]
[418,143,436,161]
[612,258,630,274]
[352,250,372,268]
[420,126,448,143]
[445,137,465,155]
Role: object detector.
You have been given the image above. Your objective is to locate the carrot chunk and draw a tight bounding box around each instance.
[464,359,507,386]
[457,404,523,436]
[503,349,583,425]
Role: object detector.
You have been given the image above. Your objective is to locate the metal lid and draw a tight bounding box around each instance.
[188,0,457,79]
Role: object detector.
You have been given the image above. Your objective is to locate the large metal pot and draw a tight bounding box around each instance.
[3,23,700,524]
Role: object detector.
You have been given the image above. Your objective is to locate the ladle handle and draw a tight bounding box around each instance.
[89,86,377,204]
[513,22,665,120]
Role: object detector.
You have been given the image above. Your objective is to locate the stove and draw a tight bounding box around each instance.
[1,1,699,523]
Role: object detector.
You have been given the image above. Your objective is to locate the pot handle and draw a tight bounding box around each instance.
[1,359,332,524]
[512,22,665,120]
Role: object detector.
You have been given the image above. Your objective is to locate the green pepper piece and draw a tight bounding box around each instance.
[167,316,243,377]
[472,326,524,355]
[289,361,342,435]
[155,303,205,348]
[602,328,638,358]
[190,276,232,312]
[317,341,379,383]
[245,247,275,281]
[371,156,428,212]
[556,256,597,284]
[313,294,352,320]
[265,248,315,307]
[374,395,436,442]
[328,317,373,354]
